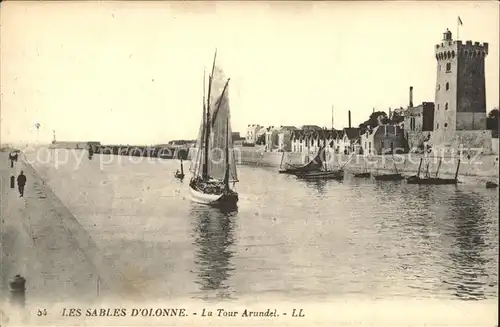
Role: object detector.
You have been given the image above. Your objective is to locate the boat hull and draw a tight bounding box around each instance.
[189,186,239,207]
[296,170,344,180]
[374,174,405,181]
[406,176,457,185]
[354,172,371,178]
[486,181,498,188]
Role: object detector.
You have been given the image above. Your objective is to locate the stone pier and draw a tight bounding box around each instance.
[0,151,123,324]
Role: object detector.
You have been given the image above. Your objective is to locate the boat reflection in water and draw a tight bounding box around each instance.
[190,204,238,300]
[301,179,328,195]
[443,190,494,300]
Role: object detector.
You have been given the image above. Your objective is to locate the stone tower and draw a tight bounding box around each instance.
[431,29,492,154]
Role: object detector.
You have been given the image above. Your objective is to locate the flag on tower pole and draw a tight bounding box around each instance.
[457,16,463,39]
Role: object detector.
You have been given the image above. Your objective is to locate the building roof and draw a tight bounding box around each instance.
[301,125,323,130]
[366,124,402,137]
[342,127,361,140]
[279,125,297,131]
[291,129,340,141]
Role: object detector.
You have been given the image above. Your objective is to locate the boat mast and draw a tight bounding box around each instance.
[454,159,461,180]
[417,158,423,178]
[198,69,206,177]
[202,50,217,180]
[331,105,334,130]
[392,154,399,175]
[224,118,230,190]
[435,157,442,178]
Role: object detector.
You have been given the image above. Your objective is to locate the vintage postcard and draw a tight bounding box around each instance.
[0,1,498,326]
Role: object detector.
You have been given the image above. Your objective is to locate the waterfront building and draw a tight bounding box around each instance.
[277,126,297,152]
[361,124,405,155]
[291,129,339,154]
[430,29,493,154]
[402,86,435,152]
[232,132,245,146]
[265,126,279,152]
[341,128,362,154]
[245,124,263,144]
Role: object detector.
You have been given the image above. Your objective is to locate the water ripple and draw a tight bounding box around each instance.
[25,152,499,301]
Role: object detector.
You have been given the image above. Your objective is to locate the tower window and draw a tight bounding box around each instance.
[437,123,439,129]
[437,104,440,110]
[446,82,449,90]
[438,84,440,91]
[446,62,451,71]
[444,123,448,128]
[445,103,448,110]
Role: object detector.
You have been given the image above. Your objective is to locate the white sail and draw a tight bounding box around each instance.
[189,117,205,175]
[191,65,238,183]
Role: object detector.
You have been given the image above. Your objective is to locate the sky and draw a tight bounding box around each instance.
[1,1,499,145]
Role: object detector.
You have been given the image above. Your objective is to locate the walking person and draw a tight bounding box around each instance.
[17,171,27,197]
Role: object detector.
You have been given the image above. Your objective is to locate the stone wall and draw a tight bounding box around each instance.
[187,146,499,180]
[49,141,87,149]
[456,112,487,130]
[406,131,432,151]
[430,129,493,155]
[492,138,499,154]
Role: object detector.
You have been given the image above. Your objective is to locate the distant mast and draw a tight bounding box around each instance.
[331,105,334,130]
[52,130,56,144]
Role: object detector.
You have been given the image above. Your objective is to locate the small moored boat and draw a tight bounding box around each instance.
[295,169,344,181]
[374,173,404,181]
[354,172,371,178]
[278,146,327,175]
[374,157,404,181]
[486,181,498,189]
[174,159,185,180]
[354,158,371,178]
[406,158,460,185]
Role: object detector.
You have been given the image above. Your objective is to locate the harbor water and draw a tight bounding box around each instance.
[24,148,498,304]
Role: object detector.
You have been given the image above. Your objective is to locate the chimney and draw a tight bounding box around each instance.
[409,86,414,108]
[348,110,352,128]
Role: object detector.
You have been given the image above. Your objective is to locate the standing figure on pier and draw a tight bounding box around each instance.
[17,171,27,197]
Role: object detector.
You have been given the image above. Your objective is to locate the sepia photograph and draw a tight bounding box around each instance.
[0,1,498,326]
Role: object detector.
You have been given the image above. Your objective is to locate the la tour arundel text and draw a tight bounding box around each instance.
[200,308,305,317]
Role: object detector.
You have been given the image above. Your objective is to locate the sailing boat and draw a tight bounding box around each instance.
[278,145,328,175]
[354,157,370,178]
[189,52,239,207]
[406,157,460,185]
[373,157,405,181]
[174,159,185,180]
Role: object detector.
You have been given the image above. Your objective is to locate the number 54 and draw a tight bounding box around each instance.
[37,309,47,316]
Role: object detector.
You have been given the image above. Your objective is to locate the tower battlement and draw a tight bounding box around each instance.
[434,30,488,60]
[431,29,491,154]
[435,41,488,59]
[460,40,489,56]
